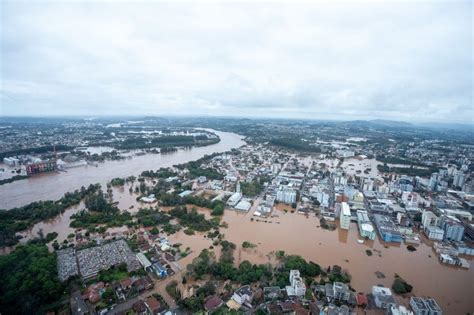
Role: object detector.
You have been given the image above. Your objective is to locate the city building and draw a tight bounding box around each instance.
[439,216,465,241]
[453,171,466,188]
[429,173,439,191]
[373,214,402,243]
[286,270,306,297]
[276,188,297,204]
[388,305,414,315]
[422,211,439,229]
[372,286,396,309]
[339,202,351,230]
[410,297,443,315]
[325,282,350,302]
[357,210,376,240]
[425,226,444,241]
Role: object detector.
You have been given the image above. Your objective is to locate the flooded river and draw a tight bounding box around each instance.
[1,130,472,313]
[0,130,245,209]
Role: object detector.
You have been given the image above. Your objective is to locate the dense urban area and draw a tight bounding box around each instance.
[0,117,473,315]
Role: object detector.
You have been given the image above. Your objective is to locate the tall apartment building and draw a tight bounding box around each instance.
[339,202,351,230]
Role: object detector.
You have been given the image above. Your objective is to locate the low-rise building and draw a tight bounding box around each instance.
[425,226,444,241]
[372,285,395,309]
[357,210,376,240]
[410,297,443,315]
[227,192,242,207]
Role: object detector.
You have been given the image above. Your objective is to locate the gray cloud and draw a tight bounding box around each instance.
[0,1,472,122]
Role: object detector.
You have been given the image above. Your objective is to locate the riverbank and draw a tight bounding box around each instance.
[0,130,245,209]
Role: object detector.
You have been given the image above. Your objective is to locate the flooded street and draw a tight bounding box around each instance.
[0,130,244,209]
[167,207,474,314]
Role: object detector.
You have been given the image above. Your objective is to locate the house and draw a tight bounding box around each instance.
[120,278,133,291]
[356,293,368,306]
[82,282,104,304]
[263,286,282,300]
[133,276,154,292]
[70,290,93,315]
[145,296,161,315]
[204,295,223,313]
[230,285,253,306]
[372,286,396,309]
[132,300,147,315]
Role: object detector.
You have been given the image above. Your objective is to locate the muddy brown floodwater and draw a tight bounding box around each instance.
[6,185,473,313]
[0,129,245,209]
[166,206,474,314]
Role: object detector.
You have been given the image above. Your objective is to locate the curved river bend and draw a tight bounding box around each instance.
[0,130,245,209]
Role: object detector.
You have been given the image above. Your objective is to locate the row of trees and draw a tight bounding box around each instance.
[186,243,322,289]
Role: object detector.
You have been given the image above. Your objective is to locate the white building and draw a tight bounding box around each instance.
[276,188,297,204]
[339,202,351,230]
[3,157,20,167]
[453,171,466,188]
[425,226,444,241]
[227,192,242,207]
[136,252,152,270]
[357,210,376,240]
[286,270,306,297]
[235,199,252,212]
[372,286,395,309]
[388,305,414,315]
[422,211,439,228]
[336,150,355,158]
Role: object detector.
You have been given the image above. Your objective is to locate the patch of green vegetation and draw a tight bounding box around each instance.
[184,228,195,235]
[169,206,219,232]
[110,177,125,186]
[0,242,65,314]
[392,275,413,294]
[97,263,130,283]
[0,175,29,186]
[242,241,257,249]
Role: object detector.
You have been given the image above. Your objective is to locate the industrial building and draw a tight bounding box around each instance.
[373,214,402,243]
[227,192,242,207]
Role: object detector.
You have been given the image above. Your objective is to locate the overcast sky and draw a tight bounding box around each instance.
[0,1,472,122]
